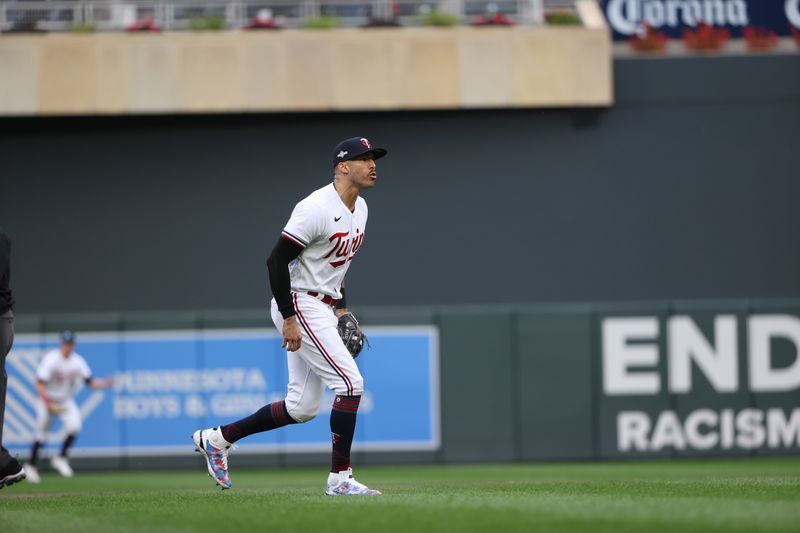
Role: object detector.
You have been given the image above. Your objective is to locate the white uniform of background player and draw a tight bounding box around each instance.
[23,330,113,483]
[35,348,90,437]
[193,136,385,495]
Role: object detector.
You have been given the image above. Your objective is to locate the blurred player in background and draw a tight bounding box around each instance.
[0,227,26,489]
[23,330,113,483]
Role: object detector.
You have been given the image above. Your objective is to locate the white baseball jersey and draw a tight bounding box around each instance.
[36,349,92,403]
[280,183,368,299]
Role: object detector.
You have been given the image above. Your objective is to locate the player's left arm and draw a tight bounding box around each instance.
[81,359,113,389]
[335,281,348,318]
[85,376,114,389]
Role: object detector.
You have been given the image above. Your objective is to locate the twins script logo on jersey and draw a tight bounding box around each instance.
[326,229,365,268]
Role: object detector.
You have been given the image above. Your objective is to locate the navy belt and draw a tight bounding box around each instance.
[306,291,339,307]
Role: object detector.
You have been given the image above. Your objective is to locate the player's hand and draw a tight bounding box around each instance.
[282,316,302,352]
[104,376,114,388]
[47,403,65,415]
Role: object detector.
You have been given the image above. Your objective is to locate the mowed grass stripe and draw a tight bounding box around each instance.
[1,458,799,533]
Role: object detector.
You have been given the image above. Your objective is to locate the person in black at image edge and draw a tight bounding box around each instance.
[0,226,26,489]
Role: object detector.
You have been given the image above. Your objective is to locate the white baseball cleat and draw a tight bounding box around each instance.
[23,464,40,484]
[50,456,74,478]
[192,427,234,489]
[325,467,382,496]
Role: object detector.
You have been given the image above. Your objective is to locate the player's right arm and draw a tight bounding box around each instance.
[35,355,57,412]
[34,379,58,413]
[269,198,325,352]
[267,237,304,352]
[35,379,47,404]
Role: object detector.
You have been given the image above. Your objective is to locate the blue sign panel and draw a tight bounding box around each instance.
[601,0,800,39]
[2,327,439,457]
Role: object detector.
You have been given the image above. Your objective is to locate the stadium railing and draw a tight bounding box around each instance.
[0,0,553,32]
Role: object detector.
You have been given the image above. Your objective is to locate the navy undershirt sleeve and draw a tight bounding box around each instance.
[335,287,347,310]
[267,237,304,319]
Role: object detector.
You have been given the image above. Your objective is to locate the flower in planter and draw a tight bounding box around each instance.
[472,13,514,26]
[472,3,514,27]
[629,25,668,53]
[683,23,730,52]
[245,8,282,30]
[126,15,160,33]
[742,26,778,51]
[361,17,402,28]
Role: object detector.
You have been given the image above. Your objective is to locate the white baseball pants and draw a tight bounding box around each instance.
[271,292,363,423]
[34,398,82,441]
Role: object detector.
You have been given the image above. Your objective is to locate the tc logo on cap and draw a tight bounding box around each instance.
[332,136,387,168]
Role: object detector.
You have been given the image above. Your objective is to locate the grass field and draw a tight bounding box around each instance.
[1,458,799,532]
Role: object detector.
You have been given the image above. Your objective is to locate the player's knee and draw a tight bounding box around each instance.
[287,407,316,424]
[284,399,318,424]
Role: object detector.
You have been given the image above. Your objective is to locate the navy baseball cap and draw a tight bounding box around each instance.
[333,137,387,168]
[60,330,76,343]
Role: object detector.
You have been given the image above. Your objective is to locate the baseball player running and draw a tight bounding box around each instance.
[193,136,386,495]
[23,330,114,483]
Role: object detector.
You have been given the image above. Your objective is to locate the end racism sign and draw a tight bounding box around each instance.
[601,314,800,454]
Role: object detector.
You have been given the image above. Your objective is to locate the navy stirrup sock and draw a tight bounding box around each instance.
[330,395,361,473]
[61,434,76,457]
[221,400,296,443]
[30,440,43,466]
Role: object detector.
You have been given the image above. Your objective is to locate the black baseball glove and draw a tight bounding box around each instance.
[337,312,368,358]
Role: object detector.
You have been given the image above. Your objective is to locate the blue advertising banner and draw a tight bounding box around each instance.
[601,0,800,39]
[2,327,440,457]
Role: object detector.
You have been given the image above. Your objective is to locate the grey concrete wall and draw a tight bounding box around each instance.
[2,54,799,314]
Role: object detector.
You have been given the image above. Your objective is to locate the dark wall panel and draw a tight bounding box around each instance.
[2,55,799,314]
[438,310,515,462]
[516,307,594,460]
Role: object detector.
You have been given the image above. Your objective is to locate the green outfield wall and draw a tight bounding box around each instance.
[10,299,800,470]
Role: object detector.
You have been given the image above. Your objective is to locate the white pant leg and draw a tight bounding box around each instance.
[272,300,325,422]
[61,399,82,435]
[34,399,53,442]
[283,352,325,423]
[272,294,364,400]
[35,398,82,441]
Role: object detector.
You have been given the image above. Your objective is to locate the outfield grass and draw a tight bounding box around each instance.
[1,458,799,532]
